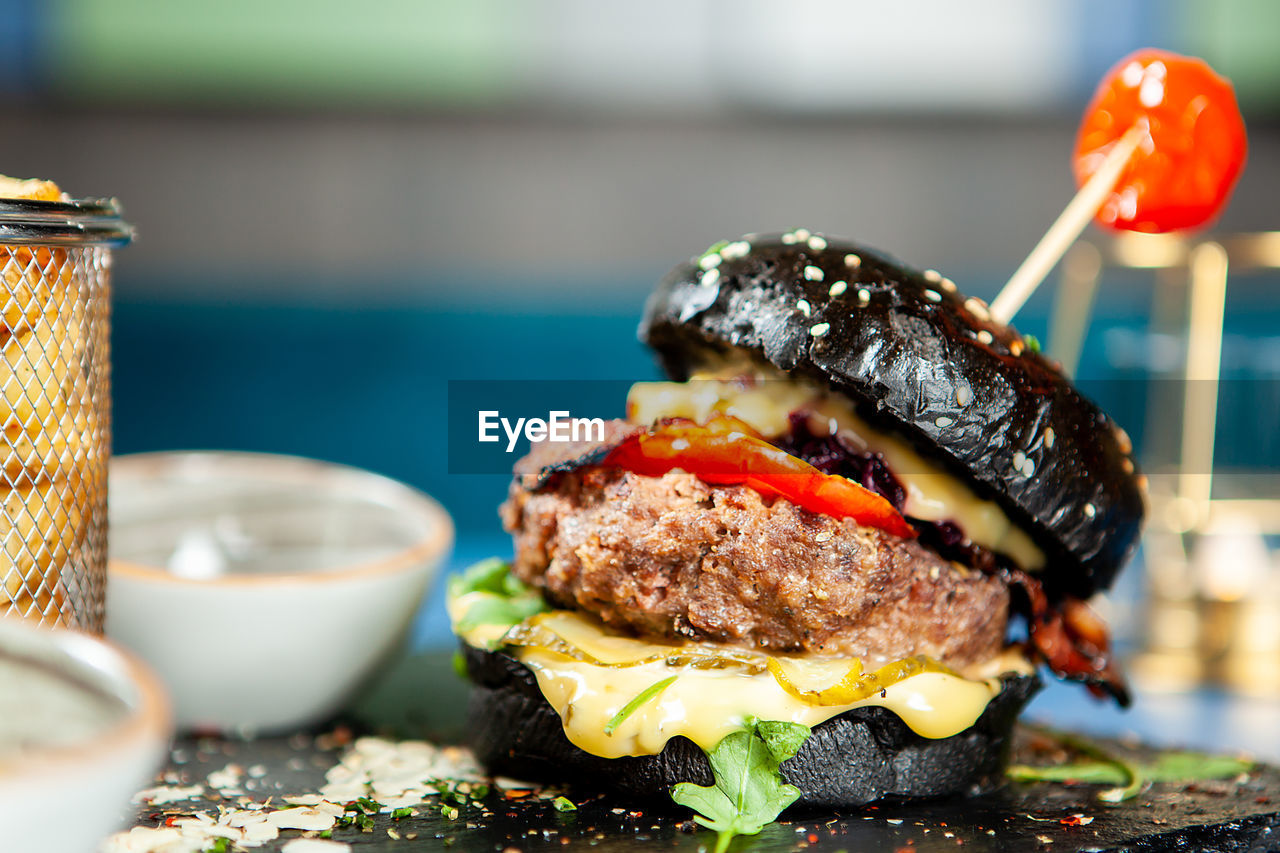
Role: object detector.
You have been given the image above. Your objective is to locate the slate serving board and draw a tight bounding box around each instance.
[119,652,1280,853]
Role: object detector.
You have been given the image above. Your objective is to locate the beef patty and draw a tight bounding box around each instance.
[502,431,1011,668]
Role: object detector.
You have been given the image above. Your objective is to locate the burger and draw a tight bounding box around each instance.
[448,230,1144,824]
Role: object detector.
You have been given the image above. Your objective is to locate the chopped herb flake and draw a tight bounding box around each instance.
[701,240,730,260]
[604,675,678,735]
[553,796,577,812]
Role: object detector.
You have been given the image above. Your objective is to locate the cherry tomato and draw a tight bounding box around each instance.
[604,416,916,539]
[1074,49,1247,233]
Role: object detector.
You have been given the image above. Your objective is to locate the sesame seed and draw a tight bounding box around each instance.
[803,265,824,282]
[815,531,833,543]
[1013,451,1026,469]
[1115,426,1133,454]
[828,281,847,297]
[699,253,722,270]
[924,289,942,303]
[1022,456,1035,476]
[794,228,811,241]
[977,330,993,345]
[1010,339,1024,356]
[1044,427,1055,449]
[797,299,812,317]
[857,288,871,305]
[965,297,991,321]
[721,241,750,260]
[1084,502,1096,518]
[924,269,942,283]
[935,416,953,428]
[941,277,957,292]
[844,254,862,269]
[955,385,971,407]
[701,268,720,288]
[807,235,827,251]
[782,232,798,244]
[1122,457,1134,473]
[809,322,830,337]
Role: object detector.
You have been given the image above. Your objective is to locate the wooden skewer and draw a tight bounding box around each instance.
[989,122,1148,325]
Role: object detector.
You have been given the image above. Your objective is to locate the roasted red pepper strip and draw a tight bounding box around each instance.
[603,416,916,540]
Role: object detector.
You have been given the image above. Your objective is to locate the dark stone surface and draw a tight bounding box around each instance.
[639,232,1146,599]
[114,652,1280,853]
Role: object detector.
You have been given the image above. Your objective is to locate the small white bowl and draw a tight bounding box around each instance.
[106,451,453,734]
[0,619,171,853]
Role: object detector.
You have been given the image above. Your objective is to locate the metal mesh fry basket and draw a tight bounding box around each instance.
[0,197,132,632]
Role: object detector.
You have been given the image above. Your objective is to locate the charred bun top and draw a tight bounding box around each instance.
[639,231,1145,598]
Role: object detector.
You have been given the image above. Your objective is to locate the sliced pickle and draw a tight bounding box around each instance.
[499,619,770,673]
[766,654,961,705]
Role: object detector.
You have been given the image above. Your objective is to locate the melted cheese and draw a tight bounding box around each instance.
[457,608,1030,760]
[627,370,1045,571]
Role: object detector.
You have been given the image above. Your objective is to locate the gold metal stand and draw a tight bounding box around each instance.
[1050,231,1280,694]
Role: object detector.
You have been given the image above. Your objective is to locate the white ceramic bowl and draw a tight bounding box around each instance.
[0,619,171,853]
[106,452,453,734]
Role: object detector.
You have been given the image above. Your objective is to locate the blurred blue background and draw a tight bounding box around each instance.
[5,0,1280,754]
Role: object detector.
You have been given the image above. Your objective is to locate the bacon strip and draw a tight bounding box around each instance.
[999,567,1131,707]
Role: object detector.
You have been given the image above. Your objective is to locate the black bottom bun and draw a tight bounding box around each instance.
[462,642,1041,808]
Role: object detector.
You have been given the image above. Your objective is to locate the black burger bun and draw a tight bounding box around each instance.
[462,641,1041,808]
[639,231,1145,599]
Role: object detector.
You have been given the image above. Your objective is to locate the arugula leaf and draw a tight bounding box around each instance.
[447,558,517,598]
[1145,751,1254,782]
[670,718,811,853]
[604,675,677,735]
[448,559,548,635]
[1008,729,1254,803]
